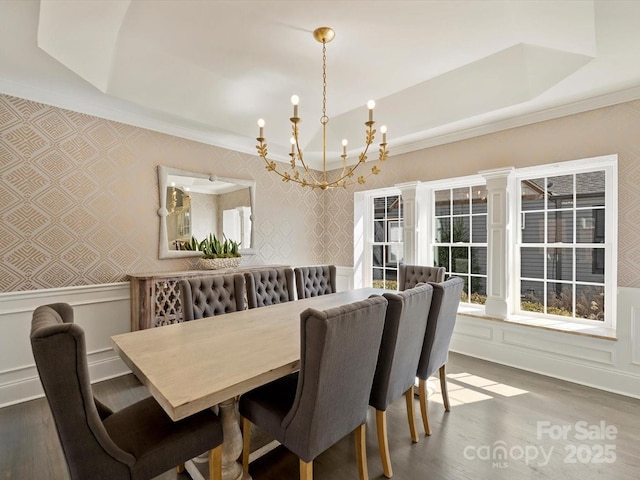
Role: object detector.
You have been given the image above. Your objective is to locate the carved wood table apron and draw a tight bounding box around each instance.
[112,288,385,480]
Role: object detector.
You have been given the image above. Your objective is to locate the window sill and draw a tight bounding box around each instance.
[457,305,617,341]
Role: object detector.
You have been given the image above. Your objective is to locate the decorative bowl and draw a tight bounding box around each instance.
[199,256,242,270]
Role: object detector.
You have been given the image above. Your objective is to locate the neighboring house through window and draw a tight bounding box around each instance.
[514,158,614,324]
[433,183,488,306]
[371,194,403,290]
[354,188,404,291]
[354,154,617,329]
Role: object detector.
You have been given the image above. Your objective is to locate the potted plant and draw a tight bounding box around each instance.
[185,234,242,269]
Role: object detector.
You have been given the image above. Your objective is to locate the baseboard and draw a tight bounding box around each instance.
[0,350,129,408]
[0,283,131,407]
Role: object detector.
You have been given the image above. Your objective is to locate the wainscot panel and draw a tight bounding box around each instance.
[0,283,131,407]
[336,266,354,292]
[450,287,640,399]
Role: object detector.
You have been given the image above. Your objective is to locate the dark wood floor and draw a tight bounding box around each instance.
[2,353,639,479]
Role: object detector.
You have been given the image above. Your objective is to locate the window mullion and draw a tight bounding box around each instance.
[515,161,613,325]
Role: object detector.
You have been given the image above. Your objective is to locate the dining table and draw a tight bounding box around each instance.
[111,287,386,480]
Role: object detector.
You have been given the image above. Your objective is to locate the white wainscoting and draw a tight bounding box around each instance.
[0,283,131,408]
[450,287,640,399]
[336,266,354,292]
[4,279,639,407]
[1,267,355,408]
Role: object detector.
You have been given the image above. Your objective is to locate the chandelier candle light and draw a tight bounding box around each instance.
[256,27,389,190]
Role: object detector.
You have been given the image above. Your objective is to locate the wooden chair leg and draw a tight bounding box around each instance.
[404,386,419,443]
[355,424,369,480]
[300,459,313,480]
[176,464,185,473]
[241,416,252,472]
[209,444,222,480]
[418,378,431,436]
[440,364,451,412]
[375,410,393,478]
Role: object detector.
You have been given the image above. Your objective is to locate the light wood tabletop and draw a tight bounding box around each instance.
[111,288,386,422]
[112,287,387,480]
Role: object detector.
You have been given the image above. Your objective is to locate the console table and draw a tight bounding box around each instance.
[128,266,287,331]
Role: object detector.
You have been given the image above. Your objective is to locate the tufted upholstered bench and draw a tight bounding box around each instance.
[179,274,245,321]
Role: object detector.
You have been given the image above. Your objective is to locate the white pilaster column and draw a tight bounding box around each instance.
[396,182,422,265]
[480,168,514,319]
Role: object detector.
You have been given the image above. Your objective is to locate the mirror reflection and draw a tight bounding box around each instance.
[166,185,192,247]
[158,166,256,259]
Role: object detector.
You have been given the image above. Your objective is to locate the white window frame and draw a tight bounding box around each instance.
[509,155,617,328]
[353,155,617,330]
[423,175,487,309]
[355,187,402,289]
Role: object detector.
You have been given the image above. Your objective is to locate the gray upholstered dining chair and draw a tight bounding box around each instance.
[398,264,446,291]
[239,296,389,480]
[179,273,245,320]
[369,284,434,478]
[245,267,295,309]
[30,303,223,480]
[417,276,464,435]
[294,265,337,299]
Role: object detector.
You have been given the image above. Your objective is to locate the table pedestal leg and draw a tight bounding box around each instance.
[185,398,250,480]
[219,398,249,480]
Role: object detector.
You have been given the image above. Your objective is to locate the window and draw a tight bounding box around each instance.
[433,184,487,305]
[354,155,616,329]
[517,168,609,322]
[371,194,403,290]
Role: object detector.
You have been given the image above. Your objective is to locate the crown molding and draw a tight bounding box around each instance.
[3,78,640,170]
[0,78,257,157]
[389,85,640,158]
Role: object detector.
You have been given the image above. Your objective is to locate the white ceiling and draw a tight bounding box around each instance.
[2,1,640,169]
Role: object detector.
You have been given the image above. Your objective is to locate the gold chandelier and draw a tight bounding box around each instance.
[256,27,389,190]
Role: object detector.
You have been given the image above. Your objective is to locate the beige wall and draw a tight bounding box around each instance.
[3,93,640,292]
[322,99,640,288]
[0,94,324,291]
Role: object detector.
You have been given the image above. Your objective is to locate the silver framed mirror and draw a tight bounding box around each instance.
[157,165,256,259]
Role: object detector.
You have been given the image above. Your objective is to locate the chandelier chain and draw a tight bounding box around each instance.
[321,40,328,125]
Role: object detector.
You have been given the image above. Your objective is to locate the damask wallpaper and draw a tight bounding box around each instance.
[3,93,640,292]
[0,94,324,291]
